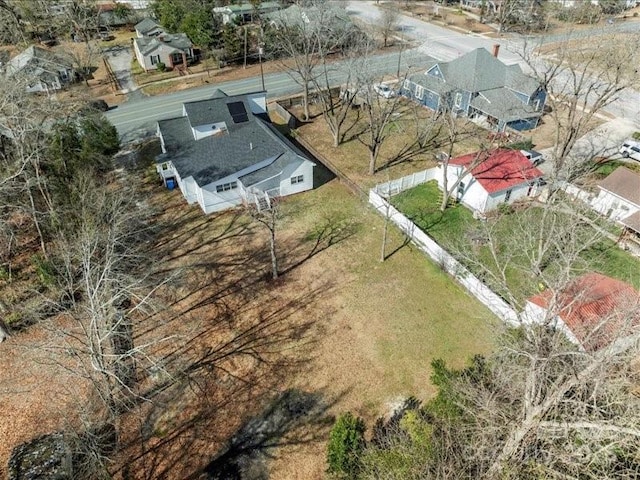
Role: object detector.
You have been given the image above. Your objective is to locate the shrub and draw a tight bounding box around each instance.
[327,412,366,478]
[156,61,166,72]
[31,254,56,287]
[632,131,640,141]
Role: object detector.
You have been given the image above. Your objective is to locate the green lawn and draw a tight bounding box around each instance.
[391,182,640,301]
[391,181,476,244]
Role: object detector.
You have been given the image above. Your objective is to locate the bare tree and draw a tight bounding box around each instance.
[516,31,640,187]
[247,197,280,280]
[269,1,359,120]
[358,79,405,175]
[312,36,372,147]
[379,7,399,48]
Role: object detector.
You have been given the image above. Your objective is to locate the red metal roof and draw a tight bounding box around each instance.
[449,149,544,194]
[528,273,639,350]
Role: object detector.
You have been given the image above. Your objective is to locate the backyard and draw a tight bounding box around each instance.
[0,164,499,478]
[392,181,640,303]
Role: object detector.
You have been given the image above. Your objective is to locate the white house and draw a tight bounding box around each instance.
[155,89,315,214]
[523,272,639,351]
[592,166,640,221]
[133,32,193,71]
[213,1,283,24]
[437,149,544,214]
[5,46,75,93]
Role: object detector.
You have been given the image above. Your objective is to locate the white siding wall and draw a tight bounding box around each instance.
[133,41,152,71]
[591,190,639,221]
[279,159,314,196]
[436,165,489,212]
[484,183,537,212]
[247,93,268,113]
[192,122,227,140]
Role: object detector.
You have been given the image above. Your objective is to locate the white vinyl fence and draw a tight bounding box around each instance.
[374,167,439,197]
[369,189,519,325]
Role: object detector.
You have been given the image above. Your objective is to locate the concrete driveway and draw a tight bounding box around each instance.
[537,117,640,175]
[103,45,146,101]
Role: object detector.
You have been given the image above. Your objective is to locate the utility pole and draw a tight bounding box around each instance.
[396,25,404,79]
[258,45,265,91]
[243,26,248,69]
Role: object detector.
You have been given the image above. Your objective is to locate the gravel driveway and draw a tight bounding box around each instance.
[103,45,146,101]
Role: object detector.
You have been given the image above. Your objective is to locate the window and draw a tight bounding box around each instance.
[150,55,160,65]
[454,92,462,108]
[415,85,424,100]
[403,79,411,89]
[505,189,512,202]
[291,175,304,185]
[216,181,238,193]
[161,162,169,170]
[457,182,465,198]
[534,98,542,111]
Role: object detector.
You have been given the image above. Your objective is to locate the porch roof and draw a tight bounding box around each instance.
[470,88,541,123]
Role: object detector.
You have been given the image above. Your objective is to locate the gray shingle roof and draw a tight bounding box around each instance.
[157,92,309,187]
[135,33,192,56]
[409,71,454,95]
[6,45,73,82]
[434,48,540,97]
[135,18,161,35]
[470,88,541,123]
[266,4,352,30]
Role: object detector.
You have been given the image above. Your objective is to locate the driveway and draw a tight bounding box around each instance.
[537,117,640,175]
[103,45,146,102]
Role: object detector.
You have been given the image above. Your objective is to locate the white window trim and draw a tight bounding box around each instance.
[454,92,462,108]
[291,175,304,185]
[150,54,160,65]
[403,79,411,89]
[215,181,238,193]
[415,85,424,100]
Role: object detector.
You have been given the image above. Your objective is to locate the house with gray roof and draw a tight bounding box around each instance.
[5,45,75,93]
[134,18,164,38]
[402,47,546,132]
[133,31,193,71]
[155,89,315,214]
[213,1,284,24]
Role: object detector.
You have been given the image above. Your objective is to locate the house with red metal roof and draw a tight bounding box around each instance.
[523,272,640,351]
[437,148,544,214]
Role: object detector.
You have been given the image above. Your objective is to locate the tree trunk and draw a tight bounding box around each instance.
[303,82,310,121]
[269,215,278,280]
[0,318,9,342]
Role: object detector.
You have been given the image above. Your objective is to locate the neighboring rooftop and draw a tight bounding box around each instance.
[528,272,640,350]
[134,17,161,35]
[135,33,192,55]
[598,166,640,206]
[449,149,544,194]
[436,48,540,96]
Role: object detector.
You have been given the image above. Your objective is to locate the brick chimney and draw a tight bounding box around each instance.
[492,44,500,58]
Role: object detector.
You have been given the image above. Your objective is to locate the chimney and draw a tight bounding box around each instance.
[492,44,500,58]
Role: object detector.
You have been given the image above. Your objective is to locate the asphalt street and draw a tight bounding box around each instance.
[106,1,640,141]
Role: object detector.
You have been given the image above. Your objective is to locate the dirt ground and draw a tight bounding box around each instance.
[0,143,497,478]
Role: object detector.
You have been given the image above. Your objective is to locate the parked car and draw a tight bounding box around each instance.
[373,83,396,99]
[619,139,640,161]
[520,149,544,166]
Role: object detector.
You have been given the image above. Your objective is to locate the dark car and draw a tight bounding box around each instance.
[88,99,110,112]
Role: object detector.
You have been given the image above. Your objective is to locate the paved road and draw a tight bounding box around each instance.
[105,50,423,141]
[107,2,640,141]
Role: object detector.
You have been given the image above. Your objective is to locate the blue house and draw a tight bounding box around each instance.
[402,48,546,132]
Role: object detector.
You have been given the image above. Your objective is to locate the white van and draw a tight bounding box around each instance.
[619,139,640,161]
